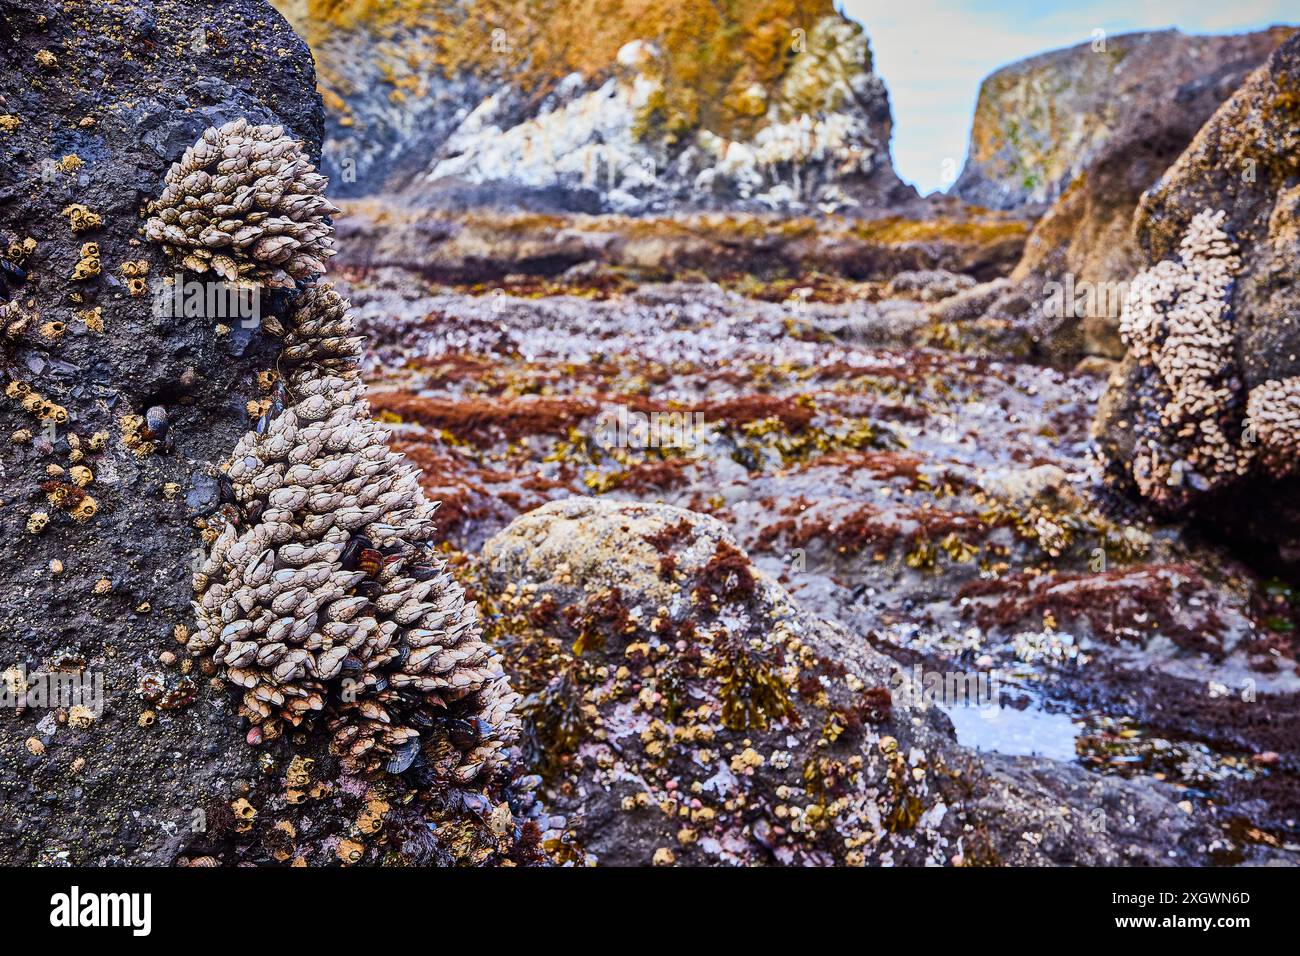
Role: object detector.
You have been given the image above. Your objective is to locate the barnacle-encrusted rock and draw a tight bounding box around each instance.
[1245,377,1300,478]
[144,118,338,288]
[476,497,1219,866]
[479,497,944,865]
[193,282,519,780]
[1096,35,1300,562]
[1109,209,1250,507]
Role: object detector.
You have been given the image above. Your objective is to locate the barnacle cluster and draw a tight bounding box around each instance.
[5,380,67,424]
[191,282,519,780]
[70,242,100,281]
[144,118,338,288]
[1117,209,1250,504]
[1245,376,1300,478]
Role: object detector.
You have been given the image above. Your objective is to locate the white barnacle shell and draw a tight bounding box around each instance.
[144,120,337,288]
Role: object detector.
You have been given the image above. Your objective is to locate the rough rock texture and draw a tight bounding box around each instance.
[1008,29,1290,359]
[474,498,1222,866]
[940,28,1291,364]
[334,200,1030,285]
[954,28,1292,211]
[270,0,916,213]
[0,0,539,867]
[1096,33,1300,570]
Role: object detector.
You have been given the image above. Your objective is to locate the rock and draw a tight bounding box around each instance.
[949,28,1290,362]
[477,497,1225,865]
[0,0,320,866]
[1095,33,1300,569]
[0,0,536,868]
[270,0,916,213]
[885,269,976,302]
[334,202,1028,285]
[954,28,1291,211]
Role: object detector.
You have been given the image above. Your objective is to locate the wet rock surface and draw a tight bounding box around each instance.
[4,0,1299,869]
[341,248,1300,863]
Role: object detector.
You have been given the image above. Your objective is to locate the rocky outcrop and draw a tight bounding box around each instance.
[334,201,1029,284]
[475,497,1226,866]
[270,0,915,213]
[0,0,538,867]
[1095,33,1300,570]
[954,28,1292,211]
[938,28,1291,363]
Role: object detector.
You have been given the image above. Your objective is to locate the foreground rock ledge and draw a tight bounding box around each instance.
[477,497,1223,865]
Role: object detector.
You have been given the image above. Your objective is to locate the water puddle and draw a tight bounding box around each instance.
[942,699,1080,762]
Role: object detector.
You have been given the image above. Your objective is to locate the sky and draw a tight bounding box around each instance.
[839,0,1296,194]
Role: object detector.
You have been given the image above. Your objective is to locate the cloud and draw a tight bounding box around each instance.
[840,0,1295,194]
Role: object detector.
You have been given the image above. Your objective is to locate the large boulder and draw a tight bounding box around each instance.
[0,0,537,867]
[270,0,916,213]
[1095,33,1300,570]
[476,497,1225,866]
[944,28,1291,363]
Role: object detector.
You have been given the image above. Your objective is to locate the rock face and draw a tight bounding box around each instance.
[1096,33,1300,570]
[940,28,1291,363]
[270,0,915,213]
[954,29,1291,212]
[475,498,1224,866]
[0,0,538,867]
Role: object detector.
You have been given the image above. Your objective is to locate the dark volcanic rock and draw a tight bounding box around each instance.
[0,0,326,866]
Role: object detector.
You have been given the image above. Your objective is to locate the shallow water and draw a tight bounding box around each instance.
[942,699,1081,762]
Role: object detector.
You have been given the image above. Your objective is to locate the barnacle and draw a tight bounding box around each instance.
[61,204,102,233]
[71,242,100,281]
[69,497,97,522]
[190,283,519,781]
[144,118,338,288]
[1116,209,1250,505]
[119,414,157,457]
[1245,376,1300,478]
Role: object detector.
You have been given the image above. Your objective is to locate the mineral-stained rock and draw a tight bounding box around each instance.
[476,497,1227,865]
[270,0,915,213]
[948,27,1291,362]
[953,28,1292,211]
[1095,33,1300,569]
